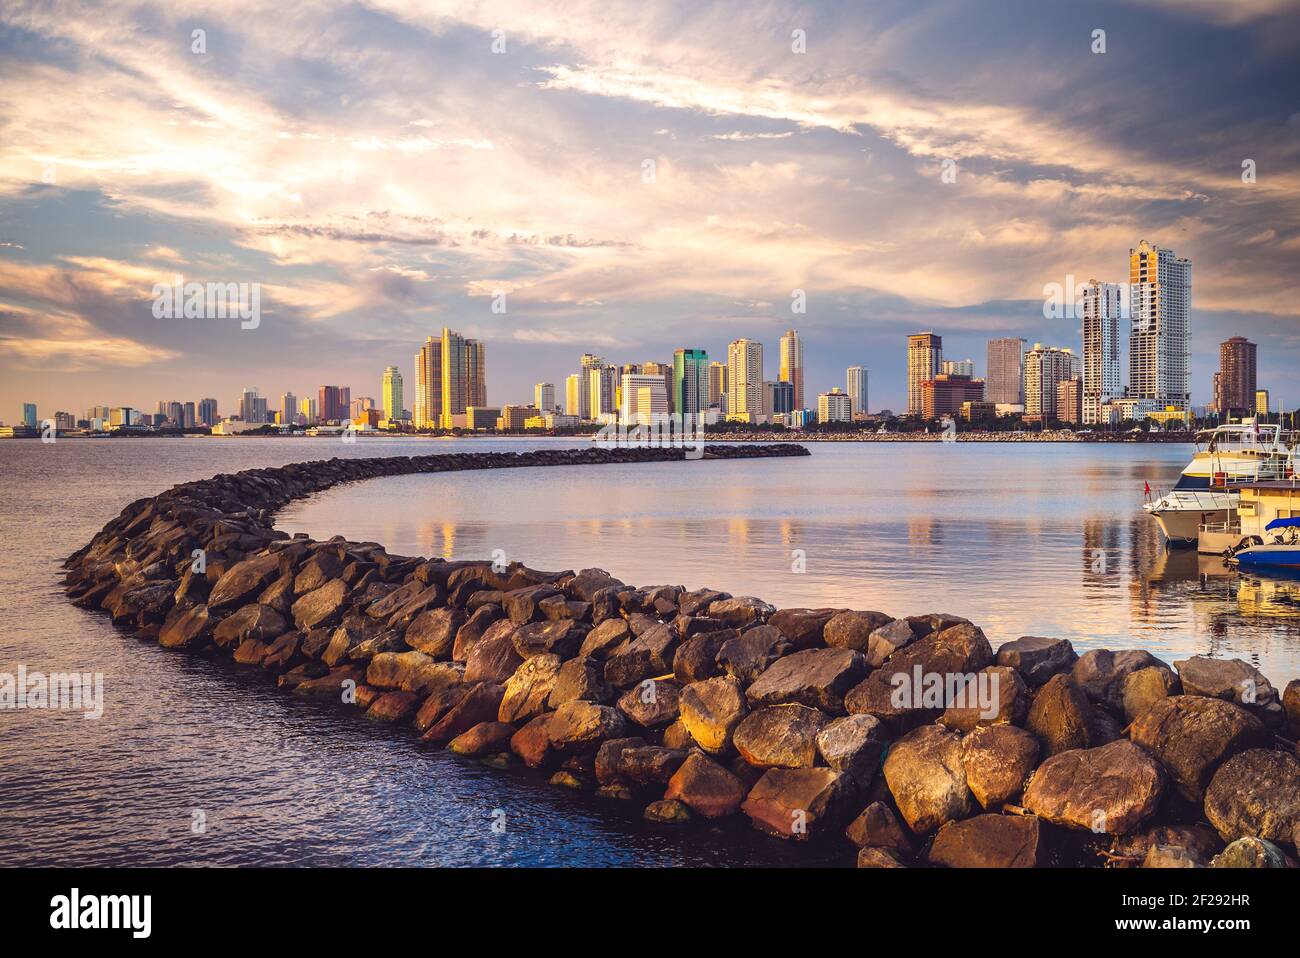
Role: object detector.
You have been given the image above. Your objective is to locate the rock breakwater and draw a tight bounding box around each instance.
[63,445,1300,868]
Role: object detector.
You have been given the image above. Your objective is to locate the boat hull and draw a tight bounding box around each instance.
[1233,546,1300,569]
[1148,506,1232,546]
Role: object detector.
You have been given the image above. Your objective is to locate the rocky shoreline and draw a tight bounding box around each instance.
[64,445,1300,868]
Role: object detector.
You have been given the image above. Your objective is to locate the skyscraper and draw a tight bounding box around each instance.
[619,373,669,425]
[440,328,466,428]
[413,335,441,428]
[1215,337,1256,418]
[672,348,709,417]
[1081,280,1122,425]
[535,382,555,412]
[1024,344,1080,419]
[846,366,868,417]
[907,333,943,415]
[298,396,317,424]
[382,366,404,423]
[707,361,727,411]
[577,353,604,420]
[640,361,674,414]
[317,385,342,422]
[588,364,617,422]
[942,359,974,377]
[1129,240,1191,411]
[466,338,487,409]
[565,374,582,417]
[986,338,1026,406]
[779,329,805,410]
[279,392,297,425]
[726,338,764,422]
[198,398,218,426]
[22,403,37,428]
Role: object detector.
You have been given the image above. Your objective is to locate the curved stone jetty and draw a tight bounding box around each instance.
[62,445,1300,868]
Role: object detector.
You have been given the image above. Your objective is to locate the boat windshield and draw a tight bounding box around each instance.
[1173,474,1211,491]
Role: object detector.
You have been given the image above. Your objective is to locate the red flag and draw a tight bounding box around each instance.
[1144,481,1151,495]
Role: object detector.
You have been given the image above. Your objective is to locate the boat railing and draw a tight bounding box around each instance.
[1199,519,1240,535]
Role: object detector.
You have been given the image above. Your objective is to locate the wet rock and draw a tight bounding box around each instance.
[548,656,613,708]
[769,608,842,649]
[882,724,972,835]
[603,623,679,689]
[678,588,730,617]
[845,623,994,722]
[1129,696,1267,802]
[664,751,747,818]
[938,665,1028,733]
[617,746,688,787]
[579,618,632,660]
[422,682,505,743]
[503,585,562,624]
[452,603,503,662]
[742,767,854,839]
[1210,837,1291,868]
[1025,674,1093,757]
[1071,649,1172,711]
[509,712,555,768]
[232,638,269,665]
[414,684,470,734]
[929,814,1044,868]
[366,690,420,723]
[512,618,587,660]
[498,654,563,724]
[207,552,283,610]
[823,610,893,652]
[594,736,647,786]
[679,675,748,754]
[449,721,517,757]
[845,801,914,854]
[1111,824,1222,868]
[961,724,1039,808]
[366,650,434,691]
[715,625,792,684]
[994,636,1078,686]
[292,665,365,701]
[291,578,348,631]
[616,679,680,728]
[1176,656,1282,726]
[276,660,328,690]
[707,596,775,628]
[733,705,830,769]
[546,700,628,752]
[463,619,523,684]
[405,607,465,658]
[293,552,345,595]
[1023,740,1164,835]
[864,618,915,668]
[1121,666,1181,724]
[816,714,886,784]
[261,632,301,672]
[856,847,906,868]
[1283,679,1300,738]
[644,799,691,824]
[672,630,731,684]
[158,604,213,649]
[747,648,869,713]
[1204,749,1300,845]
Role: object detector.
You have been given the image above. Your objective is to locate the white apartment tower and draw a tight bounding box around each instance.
[846,366,868,417]
[727,338,765,422]
[1129,240,1191,411]
[1081,280,1122,425]
[1025,344,1080,419]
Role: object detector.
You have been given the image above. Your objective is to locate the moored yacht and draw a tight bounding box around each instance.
[1143,421,1294,547]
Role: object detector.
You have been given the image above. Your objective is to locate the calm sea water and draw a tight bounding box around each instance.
[2,436,1297,867]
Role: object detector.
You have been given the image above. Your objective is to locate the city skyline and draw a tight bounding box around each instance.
[3,2,1299,415]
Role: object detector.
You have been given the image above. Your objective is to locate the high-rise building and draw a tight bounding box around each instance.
[846,366,868,417]
[413,335,441,428]
[921,375,986,420]
[726,338,764,422]
[279,392,297,425]
[1057,378,1083,425]
[1256,389,1270,416]
[587,364,617,422]
[1214,337,1256,418]
[672,348,709,417]
[1082,280,1123,425]
[619,373,669,425]
[1024,344,1080,419]
[818,388,852,424]
[942,359,975,377]
[535,382,555,412]
[986,338,1026,406]
[576,353,604,420]
[241,387,267,423]
[1129,240,1191,411]
[182,401,196,428]
[21,403,37,428]
[317,385,342,422]
[779,330,805,410]
[382,366,404,423]
[907,333,943,415]
[639,361,674,415]
[764,380,794,419]
[466,339,487,409]
[298,396,317,424]
[198,398,218,426]
[707,361,727,411]
[565,374,583,417]
[440,328,467,428]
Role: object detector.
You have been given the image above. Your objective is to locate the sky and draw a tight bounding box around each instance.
[1,0,1299,419]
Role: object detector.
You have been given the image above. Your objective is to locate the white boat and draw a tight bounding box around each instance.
[1143,421,1294,547]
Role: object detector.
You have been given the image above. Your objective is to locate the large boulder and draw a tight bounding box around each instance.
[823,610,893,652]
[678,676,748,754]
[938,665,1028,733]
[421,682,505,743]
[1129,695,1267,803]
[604,623,679,688]
[1022,740,1164,835]
[928,814,1045,868]
[365,650,435,691]
[864,618,915,668]
[672,630,731,684]
[547,700,628,752]
[463,619,523,683]
[733,705,830,769]
[664,751,747,818]
[365,690,420,723]
[769,608,842,649]
[503,584,562,624]
[212,603,288,649]
[509,713,556,768]
[616,679,680,728]
[1203,749,1300,846]
[449,721,516,757]
[961,724,1040,808]
[1175,656,1282,725]
[452,603,503,661]
[708,596,775,628]
[994,636,1077,686]
[291,578,348,631]
[816,714,887,784]
[512,619,587,660]
[882,724,972,835]
[746,648,869,713]
[158,604,213,649]
[715,626,791,684]
[579,617,633,659]
[548,656,613,708]
[845,801,915,854]
[1283,679,1300,738]
[1121,666,1180,724]
[1071,649,1172,711]
[498,654,563,724]
[844,623,993,722]
[207,552,283,610]
[741,767,854,839]
[1024,674,1092,757]
[1210,837,1292,868]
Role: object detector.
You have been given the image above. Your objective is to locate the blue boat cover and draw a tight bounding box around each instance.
[1265,517,1300,530]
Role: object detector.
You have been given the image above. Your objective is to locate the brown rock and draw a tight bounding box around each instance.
[1204,749,1300,845]
[212,603,288,649]
[845,801,914,853]
[816,714,887,784]
[158,604,213,649]
[1022,740,1164,835]
[857,847,906,867]
[546,700,628,752]
[509,712,555,768]
[994,636,1078,686]
[292,665,365,700]
[405,607,465,658]
[422,682,505,742]
[512,618,587,660]
[207,552,283,610]
[733,704,829,769]
[644,799,691,824]
[882,724,972,834]
[707,596,775,628]
[1111,824,1223,868]
[746,647,869,713]
[1071,649,1172,711]
[1129,695,1267,802]
[961,724,1039,808]
[232,638,269,665]
[1121,666,1180,724]
[449,721,517,757]
[742,767,854,839]
[1175,655,1281,725]
[452,603,503,662]
[548,656,613,708]
[769,608,842,649]
[616,679,681,727]
[293,552,345,595]
[939,665,1028,732]
[1025,674,1093,757]
[366,690,420,722]
[864,618,915,668]
[498,653,563,724]
[672,630,730,684]
[503,584,562,623]
[678,675,748,754]
[928,814,1044,868]
[291,578,348,631]
[1283,679,1300,738]
[463,619,522,683]
[579,617,633,659]
[823,610,893,652]
[715,625,792,684]
[664,751,747,818]
[845,623,994,721]
[603,623,679,688]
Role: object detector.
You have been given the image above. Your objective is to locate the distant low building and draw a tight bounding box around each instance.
[921,374,986,420]
[817,388,853,424]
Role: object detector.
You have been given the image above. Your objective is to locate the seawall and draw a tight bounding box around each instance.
[62,444,1300,868]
